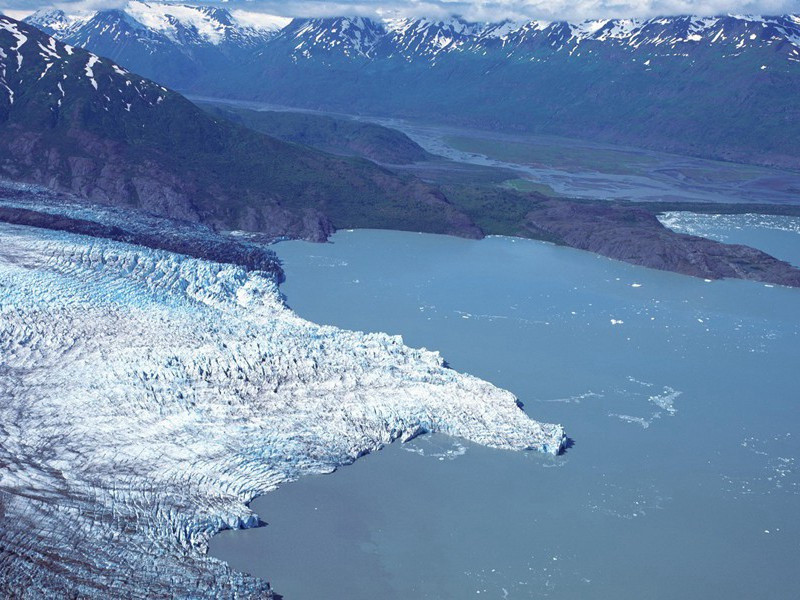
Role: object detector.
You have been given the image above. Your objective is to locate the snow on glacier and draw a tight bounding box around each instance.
[0,222,564,598]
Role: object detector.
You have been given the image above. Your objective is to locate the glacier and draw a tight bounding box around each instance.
[0,221,565,598]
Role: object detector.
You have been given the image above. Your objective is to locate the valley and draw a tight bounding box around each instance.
[27,5,800,169]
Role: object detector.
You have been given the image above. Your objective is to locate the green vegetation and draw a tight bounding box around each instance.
[501,179,562,196]
[443,185,540,237]
[199,102,431,164]
[443,135,659,175]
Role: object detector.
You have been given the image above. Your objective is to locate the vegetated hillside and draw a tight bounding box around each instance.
[202,103,431,164]
[29,6,800,169]
[0,16,480,241]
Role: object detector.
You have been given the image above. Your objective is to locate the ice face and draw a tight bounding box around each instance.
[0,222,564,598]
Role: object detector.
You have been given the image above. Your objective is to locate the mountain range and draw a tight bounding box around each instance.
[25,3,800,168]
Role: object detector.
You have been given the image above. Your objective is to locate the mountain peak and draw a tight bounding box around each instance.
[26,8,82,36]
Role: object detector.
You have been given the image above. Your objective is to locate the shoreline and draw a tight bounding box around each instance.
[3,179,800,288]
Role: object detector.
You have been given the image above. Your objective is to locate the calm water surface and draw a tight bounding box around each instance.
[210,217,800,599]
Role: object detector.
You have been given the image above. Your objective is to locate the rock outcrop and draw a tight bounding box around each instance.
[525,200,800,286]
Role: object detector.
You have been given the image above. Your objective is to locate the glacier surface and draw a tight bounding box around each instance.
[0,222,565,598]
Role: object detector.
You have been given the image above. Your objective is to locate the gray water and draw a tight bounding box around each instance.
[210,218,800,599]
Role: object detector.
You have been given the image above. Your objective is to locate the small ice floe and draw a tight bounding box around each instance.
[610,319,624,325]
[648,387,681,415]
[538,391,604,404]
[403,438,468,461]
[609,413,651,428]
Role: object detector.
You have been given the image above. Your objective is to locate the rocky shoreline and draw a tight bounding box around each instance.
[523,200,800,287]
[3,182,800,290]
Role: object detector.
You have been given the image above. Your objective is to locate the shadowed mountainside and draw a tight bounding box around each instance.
[0,16,479,242]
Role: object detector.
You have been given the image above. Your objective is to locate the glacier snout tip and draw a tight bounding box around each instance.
[539,425,568,456]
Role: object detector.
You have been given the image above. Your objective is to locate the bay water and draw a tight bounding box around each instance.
[211,217,800,599]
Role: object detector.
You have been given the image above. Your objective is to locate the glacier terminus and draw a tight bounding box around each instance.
[0,220,565,598]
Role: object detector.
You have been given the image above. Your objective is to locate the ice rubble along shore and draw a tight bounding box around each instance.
[0,222,565,598]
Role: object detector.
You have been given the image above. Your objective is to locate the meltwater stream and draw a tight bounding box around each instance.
[210,217,800,599]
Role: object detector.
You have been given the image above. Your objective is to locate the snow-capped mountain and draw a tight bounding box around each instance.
[281,14,800,59]
[0,14,170,120]
[28,2,289,47]
[26,4,800,62]
[26,2,290,89]
[19,5,800,167]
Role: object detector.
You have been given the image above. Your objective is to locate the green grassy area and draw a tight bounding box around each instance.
[443,185,542,238]
[501,178,562,196]
[199,102,430,164]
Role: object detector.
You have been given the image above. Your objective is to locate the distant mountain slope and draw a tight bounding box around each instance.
[25,5,800,168]
[28,3,289,91]
[0,15,479,240]
[201,102,432,163]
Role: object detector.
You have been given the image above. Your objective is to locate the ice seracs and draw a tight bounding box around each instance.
[0,221,565,598]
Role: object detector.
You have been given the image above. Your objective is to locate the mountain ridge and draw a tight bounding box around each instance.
[23,3,800,169]
[0,15,480,241]
[26,6,800,57]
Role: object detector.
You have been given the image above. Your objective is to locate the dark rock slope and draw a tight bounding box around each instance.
[203,103,432,164]
[525,201,800,286]
[0,16,479,242]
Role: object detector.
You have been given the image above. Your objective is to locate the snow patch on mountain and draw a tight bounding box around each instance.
[29,1,289,47]
[126,1,227,44]
[84,54,99,89]
[230,9,291,32]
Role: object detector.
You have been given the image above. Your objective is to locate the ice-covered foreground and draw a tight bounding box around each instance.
[0,223,564,598]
